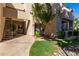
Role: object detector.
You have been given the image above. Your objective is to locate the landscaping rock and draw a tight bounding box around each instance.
[63,46,79,56]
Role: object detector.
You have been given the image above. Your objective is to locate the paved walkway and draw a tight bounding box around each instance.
[0,35,35,56]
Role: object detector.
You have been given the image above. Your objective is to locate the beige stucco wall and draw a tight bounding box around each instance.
[6,3,24,11]
[3,7,26,20]
[44,17,57,35]
[0,4,6,41]
[17,10,26,19]
[24,3,34,35]
[0,4,2,41]
[24,4,33,20]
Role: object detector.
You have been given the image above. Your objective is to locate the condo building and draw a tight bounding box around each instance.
[0,3,74,41]
[44,3,74,38]
[0,3,34,41]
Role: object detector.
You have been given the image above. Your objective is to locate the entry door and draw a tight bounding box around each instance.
[14,21,25,35]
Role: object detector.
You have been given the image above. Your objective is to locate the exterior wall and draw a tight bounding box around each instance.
[17,10,26,19]
[61,10,74,21]
[6,3,25,11]
[3,4,26,20]
[56,16,62,32]
[61,4,74,21]
[24,3,34,35]
[61,6,74,31]
[58,3,74,32]
[69,21,73,31]
[0,4,3,41]
[0,4,6,41]
[44,17,57,35]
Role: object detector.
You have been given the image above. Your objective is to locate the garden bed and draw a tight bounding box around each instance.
[57,38,79,56]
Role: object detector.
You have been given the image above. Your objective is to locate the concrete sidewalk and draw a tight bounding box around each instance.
[0,35,35,56]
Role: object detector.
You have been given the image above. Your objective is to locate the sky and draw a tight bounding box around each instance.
[66,3,79,18]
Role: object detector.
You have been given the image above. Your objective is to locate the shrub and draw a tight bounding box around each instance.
[57,38,79,47]
[57,31,65,39]
[68,31,73,37]
[73,30,79,36]
[35,31,41,37]
[57,39,73,47]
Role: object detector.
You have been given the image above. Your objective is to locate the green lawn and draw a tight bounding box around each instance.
[29,37,79,56]
[29,41,58,56]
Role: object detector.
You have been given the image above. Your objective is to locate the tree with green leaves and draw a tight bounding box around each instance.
[74,17,79,31]
[32,3,53,23]
[32,3,55,33]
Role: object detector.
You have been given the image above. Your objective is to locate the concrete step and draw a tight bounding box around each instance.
[2,35,13,40]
